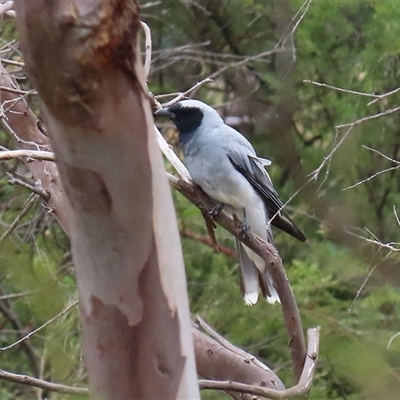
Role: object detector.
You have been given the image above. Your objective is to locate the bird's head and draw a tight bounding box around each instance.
[154,100,223,135]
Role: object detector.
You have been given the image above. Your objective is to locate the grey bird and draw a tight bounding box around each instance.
[155,100,306,305]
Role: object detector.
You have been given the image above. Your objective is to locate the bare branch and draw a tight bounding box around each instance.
[0,86,36,96]
[345,227,400,253]
[0,64,71,232]
[160,78,213,107]
[310,126,353,180]
[394,205,400,228]
[0,193,39,246]
[7,173,50,201]
[303,80,381,98]
[335,105,400,130]
[0,369,88,396]
[197,316,272,371]
[140,21,152,80]
[368,86,400,105]
[0,149,55,162]
[0,286,40,375]
[343,165,400,191]
[0,58,24,67]
[348,264,380,313]
[207,48,288,80]
[362,145,400,164]
[303,80,400,106]
[278,0,312,62]
[388,332,400,350]
[180,229,235,258]
[0,291,32,301]
[193,325,286,397]
[199,327,320,399]
[0,300,78,353]
[173,178,306,380]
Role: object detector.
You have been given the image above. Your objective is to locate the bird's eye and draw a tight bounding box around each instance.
[181,109,191,115]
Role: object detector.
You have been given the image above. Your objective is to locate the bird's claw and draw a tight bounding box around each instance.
[239,208,250,240]
[209,203,224,219]
[239,219,251,240]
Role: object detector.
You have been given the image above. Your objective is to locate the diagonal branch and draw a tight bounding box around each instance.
[172,177,306,381]
[0,369,88,396]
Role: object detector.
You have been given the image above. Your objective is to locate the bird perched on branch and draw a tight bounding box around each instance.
[155,100,306,305]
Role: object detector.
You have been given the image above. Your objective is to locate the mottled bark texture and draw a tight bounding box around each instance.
[15,1,200,398]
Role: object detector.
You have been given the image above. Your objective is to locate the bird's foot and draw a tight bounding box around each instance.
[209,203,224,219]
[239,208,251,240]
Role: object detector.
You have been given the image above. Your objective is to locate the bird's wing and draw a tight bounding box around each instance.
[227,145,306,242]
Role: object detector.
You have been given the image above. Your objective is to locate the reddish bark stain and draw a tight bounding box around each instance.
[65,166,112,215]
[90,295,104,319]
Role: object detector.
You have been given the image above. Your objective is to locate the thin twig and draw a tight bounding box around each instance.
[0,58,24,67]
[0,117,50,151]
[0,369,88,396]
[303,80,400,107]
[388,332,400,350]
[207,48,287,80]
[348,264,379,313]
[0,286,40,375]
[140,21,152,80]
[345,227,400,253]
[0,86,36,96]
[279,0,312,62]
[7,173,51,201]
[368,86,400,105]
[0,300,78,353]
[181,229,235,258]
[304,80,381,98]
[161,78,213,107]
[343,165,400,191]
[335,105,400,130]
[362,145,400,164]
[310,126,353,180]
[0,193,39,246]
[393,205,400,228]
[0,291,32,301]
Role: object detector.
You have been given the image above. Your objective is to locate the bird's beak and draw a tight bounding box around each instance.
[154,108,175,119]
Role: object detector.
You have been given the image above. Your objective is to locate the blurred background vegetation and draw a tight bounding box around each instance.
[1,0,400,398]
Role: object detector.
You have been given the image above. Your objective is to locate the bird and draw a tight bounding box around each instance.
[154,99,306,305]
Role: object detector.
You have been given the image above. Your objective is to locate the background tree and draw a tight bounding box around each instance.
[0,0,400,399]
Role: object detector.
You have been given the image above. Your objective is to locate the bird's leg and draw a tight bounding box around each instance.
[239,207,251,240]
[209,202,224,219]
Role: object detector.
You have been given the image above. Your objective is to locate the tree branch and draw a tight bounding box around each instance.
[0,369,88,396]
[198,327,320,399]
[173,177,307,381]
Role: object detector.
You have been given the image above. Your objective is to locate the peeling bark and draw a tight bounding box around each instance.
[15,1,199,398]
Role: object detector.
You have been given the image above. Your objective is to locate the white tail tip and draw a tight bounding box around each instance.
[244,292,259,306]
[266,293,281,304]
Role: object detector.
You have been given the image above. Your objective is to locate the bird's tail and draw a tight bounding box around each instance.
[258,269,280,305]
[236,240,280,305]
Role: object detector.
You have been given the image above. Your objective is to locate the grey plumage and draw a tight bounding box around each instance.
[155,99,306,305]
